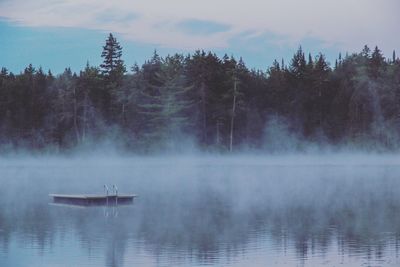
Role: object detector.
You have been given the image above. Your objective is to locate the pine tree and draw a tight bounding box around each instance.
[100,33,126,83]
[361,45,371,58]
[77,62,102,141]
[223,57,247,151]
[226,60,239,152]
[139,54,193,146]
[100,33,126,121]
[186,50,222,145]
[117,67,142,137]
[288,47,308,133]
[51,68,81,145]
[369,46,385,79]
[312,54,331,131]
[307,53,313,70]
[290,46,307,79]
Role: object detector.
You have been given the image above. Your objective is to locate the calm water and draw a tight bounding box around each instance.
[0,156,400,267]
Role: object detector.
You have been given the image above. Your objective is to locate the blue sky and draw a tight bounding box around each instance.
[0,0,398,74]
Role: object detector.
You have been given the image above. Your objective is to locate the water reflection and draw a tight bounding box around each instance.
[0,161,399,267]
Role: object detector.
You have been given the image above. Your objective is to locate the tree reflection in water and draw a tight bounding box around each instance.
[0,161,399,267]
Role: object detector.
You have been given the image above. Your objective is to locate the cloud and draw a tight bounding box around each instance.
[0,0,398,53]
[178,19,231,35]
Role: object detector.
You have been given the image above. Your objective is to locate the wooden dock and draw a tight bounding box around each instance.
[49,194,137,206]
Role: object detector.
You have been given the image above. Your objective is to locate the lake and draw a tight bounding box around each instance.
[0,155,399,267]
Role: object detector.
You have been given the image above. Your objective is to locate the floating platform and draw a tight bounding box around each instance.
[49,194,137,206]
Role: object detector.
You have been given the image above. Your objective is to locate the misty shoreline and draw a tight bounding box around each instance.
[0,152,399,167]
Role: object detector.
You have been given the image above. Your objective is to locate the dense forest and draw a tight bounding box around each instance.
[1,33,400,152]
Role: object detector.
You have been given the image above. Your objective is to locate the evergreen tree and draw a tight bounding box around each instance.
[222,56,247,151]
[77,62,103,141]
[369,46,385,79]
[117,68,142,141]
[290,46,307,79]
[186,50,209,144]
[50,68,82,146]
[186,51,223,145]
[310,54,331,134]
[100,33,126,121]
[139,54,193,148]
[361,45,371,58]
[288,47,308,133]
[267,59,288,115]
[100,33,126,82]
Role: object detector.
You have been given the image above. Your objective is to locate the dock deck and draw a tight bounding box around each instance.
[49,194,137,206]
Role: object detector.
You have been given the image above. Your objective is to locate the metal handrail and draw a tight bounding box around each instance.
[104,184,109,206]
[112,185,118,205]
[104,184,120,206]
[104,184,109,195]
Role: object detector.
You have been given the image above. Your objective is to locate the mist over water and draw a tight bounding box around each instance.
[0,155,399,267]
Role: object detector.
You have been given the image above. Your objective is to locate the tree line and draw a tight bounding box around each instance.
[1,33,400,152]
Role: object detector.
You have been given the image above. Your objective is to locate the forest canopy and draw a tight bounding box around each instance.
[1,34,399,152]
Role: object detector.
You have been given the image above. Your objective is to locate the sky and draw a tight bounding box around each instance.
[0,0,398,74]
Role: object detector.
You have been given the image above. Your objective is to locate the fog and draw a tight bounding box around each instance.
[0,154,399,267]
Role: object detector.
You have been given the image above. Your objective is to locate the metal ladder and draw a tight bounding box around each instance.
[104,184,118,205]
[103,184,119,218]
